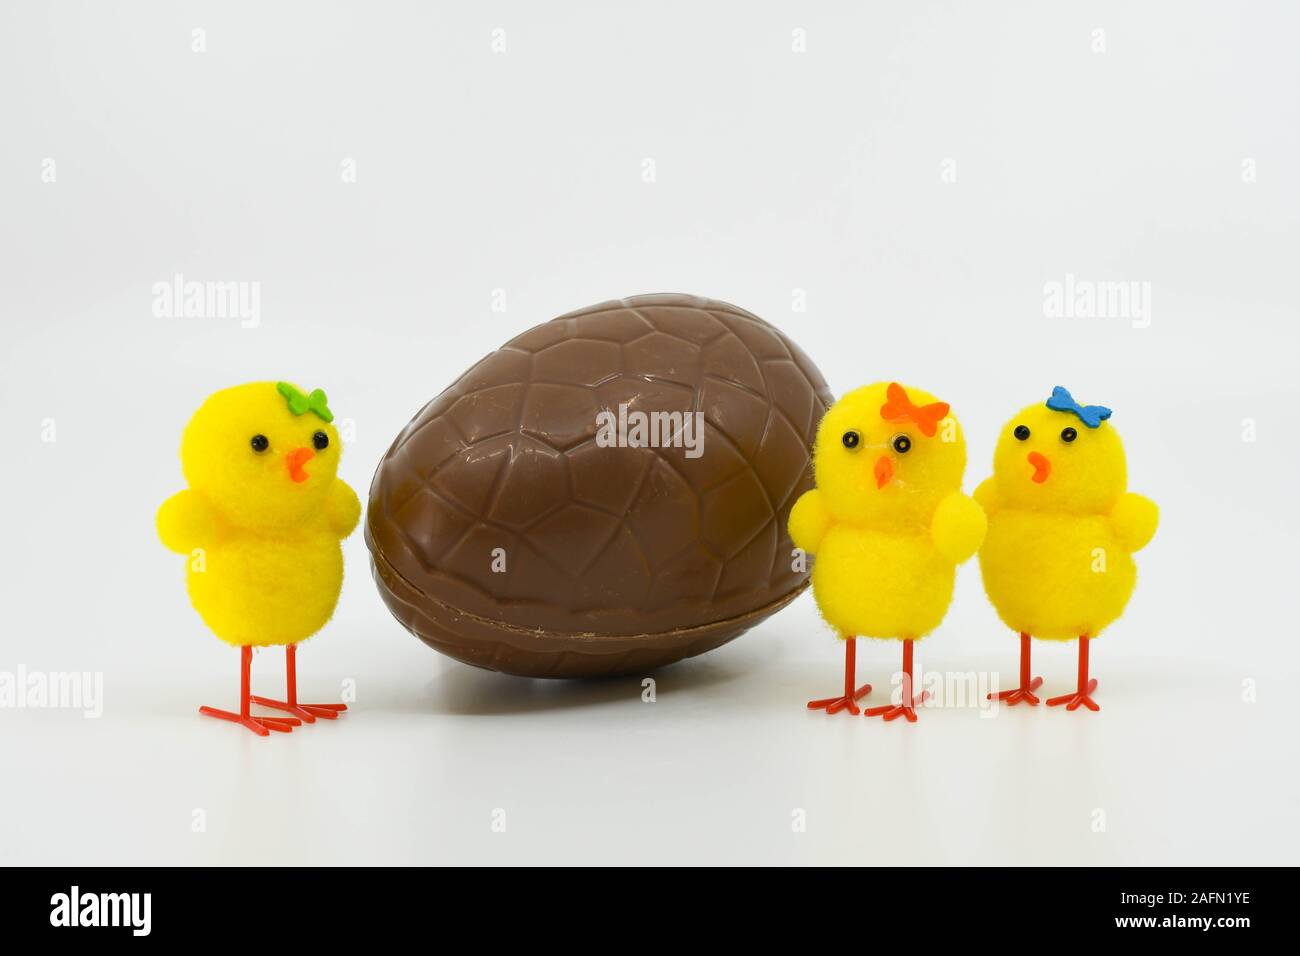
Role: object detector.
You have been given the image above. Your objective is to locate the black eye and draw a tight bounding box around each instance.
[1060,427,1077,443]
[250,434,269,453]
[1013,425,1031,441]
[841,430,860,450]
[892,435,912,454]
[313,430,329,451]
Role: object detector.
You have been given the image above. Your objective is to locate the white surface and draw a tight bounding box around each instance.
[1,1,1298,866]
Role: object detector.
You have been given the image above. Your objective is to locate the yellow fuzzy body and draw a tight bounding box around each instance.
[186,529,345,646]
[157,382,361,647]
[812,526,954,639]
[979,510,1135,640]
[977,400,1157,640]
[790,382,985,641]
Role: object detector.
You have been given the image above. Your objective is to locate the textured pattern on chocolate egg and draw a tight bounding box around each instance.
[366,293,833,677]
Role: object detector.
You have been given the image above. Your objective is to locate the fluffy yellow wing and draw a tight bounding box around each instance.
[788,489,832,554]
[973,477,997,513]
[328,479,361,539]
[156,490,217,554]
[930,491,987,564]
[1111,492,1158,553]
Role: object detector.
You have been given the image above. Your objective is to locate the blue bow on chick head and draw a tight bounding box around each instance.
[1046,386,1111,429]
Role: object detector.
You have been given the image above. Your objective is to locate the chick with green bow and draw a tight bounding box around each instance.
[157,382,360,735]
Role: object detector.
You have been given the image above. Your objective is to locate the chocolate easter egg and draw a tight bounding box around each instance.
[366,293,833,678]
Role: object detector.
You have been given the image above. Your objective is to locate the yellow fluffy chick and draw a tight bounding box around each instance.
[790,382,986,722]
[976,386,1157,712]
[157,381,360,735]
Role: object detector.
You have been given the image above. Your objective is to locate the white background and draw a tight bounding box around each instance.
[1,1,1297,865]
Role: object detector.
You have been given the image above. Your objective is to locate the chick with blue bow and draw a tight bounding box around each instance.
[973,387,1158,711]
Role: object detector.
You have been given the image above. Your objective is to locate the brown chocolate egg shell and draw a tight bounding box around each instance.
[366,293,833,678]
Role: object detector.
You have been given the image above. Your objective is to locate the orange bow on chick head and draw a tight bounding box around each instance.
[880,382,950,438]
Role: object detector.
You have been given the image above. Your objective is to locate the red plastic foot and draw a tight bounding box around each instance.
[199,705,302,735]
[250,696,347,723]
[807,684,873,716]
[864,690,930,723]
[988,675,1044,706]
[1046,679,1100,711]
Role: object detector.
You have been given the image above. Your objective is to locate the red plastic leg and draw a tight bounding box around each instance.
[807,637,872,715]
[200,646,302,735]
[988,632,1044,705]
[251,643,348,723]
[1047,636,1100,711]
[864,639,928,722]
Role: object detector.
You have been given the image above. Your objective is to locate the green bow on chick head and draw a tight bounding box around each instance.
[276,382,334,423]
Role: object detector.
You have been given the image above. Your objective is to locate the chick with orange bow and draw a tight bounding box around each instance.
[789,383,987,722]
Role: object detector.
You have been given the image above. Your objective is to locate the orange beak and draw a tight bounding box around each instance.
[1027,451,1051,484]
[286,447,315,483]
[874,455,895,490]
